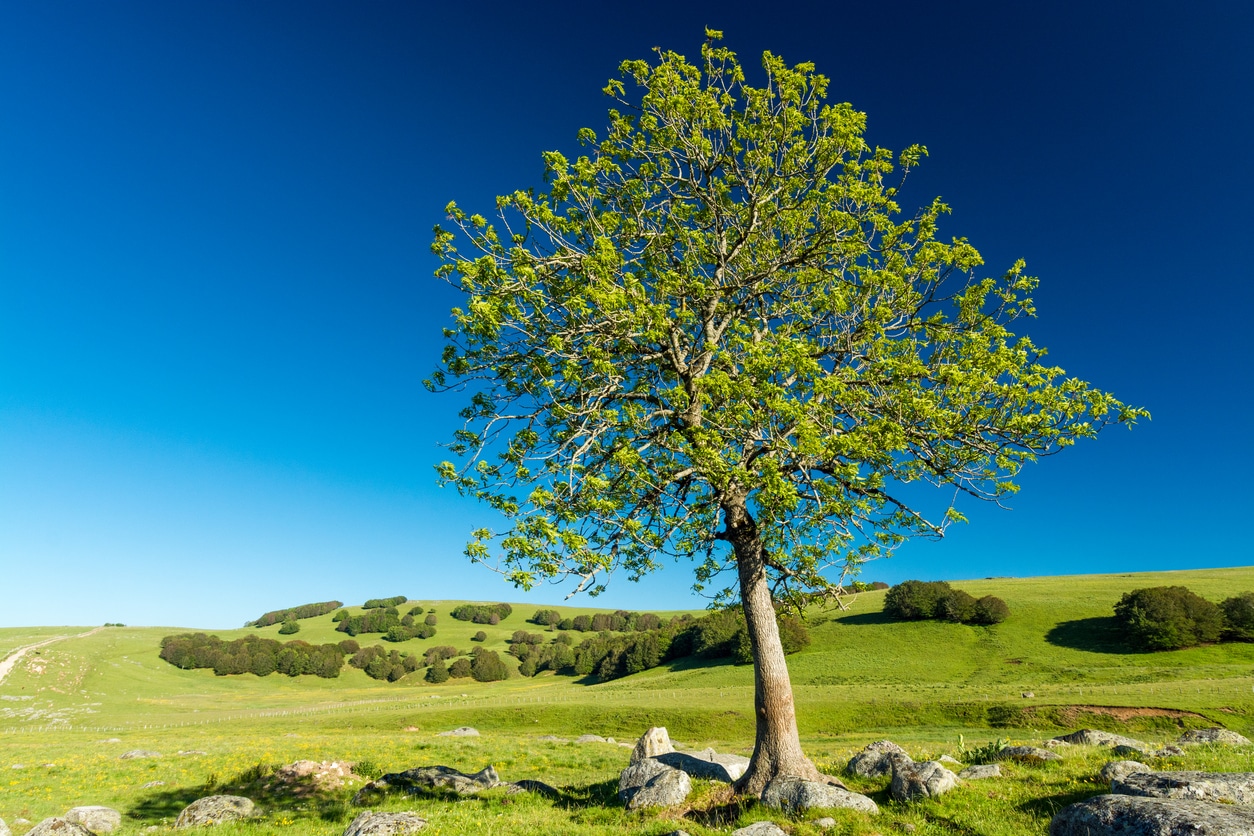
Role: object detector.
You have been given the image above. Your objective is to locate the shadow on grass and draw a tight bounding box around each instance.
[127,765,355,825]
[835,611,898,626]
[1016,786,1103,821]
[1045,617,1136,654]
[550,777,617,810]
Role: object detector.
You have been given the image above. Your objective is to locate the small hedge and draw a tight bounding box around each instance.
[160,633,345,678]
[450,603,513,624]
[1114,586,1224,650]
[884,580,1009,625]
[362,596,408,610]
[247,600,343,628]
[336,611,401,636]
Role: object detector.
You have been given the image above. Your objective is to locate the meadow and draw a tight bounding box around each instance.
[2,567,1253,835]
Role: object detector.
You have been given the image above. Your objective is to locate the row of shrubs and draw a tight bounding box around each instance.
[159,633,348,678]
[883,580,1010,625]
[1114,586,1254,650]
[528,609,665,632]
[362,595,408,609]
[348,643,510,684]
[247,600,342,628]
[450,603,514,624]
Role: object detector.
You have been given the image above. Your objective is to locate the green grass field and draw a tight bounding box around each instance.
[2,567,1253,835]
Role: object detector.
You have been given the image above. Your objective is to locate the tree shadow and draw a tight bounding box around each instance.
[1045,617,1136,654]
[127,764,356,825]
[835,611,897,626]
[1016,786,1103,820]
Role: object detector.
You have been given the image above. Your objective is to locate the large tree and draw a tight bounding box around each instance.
[428,31,1146,793]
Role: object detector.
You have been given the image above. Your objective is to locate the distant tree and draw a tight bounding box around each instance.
[278,619,300,635]
[1114,586,1224,650]
[970,595,1010,625]
[936,589,977,623]
[425,659,450,683]
[1221,592,1254,641]
[471,650,510,682]
[424,613,438,626]
[449,657,473,678]
[471,630,487,642]
[884,581,953,620]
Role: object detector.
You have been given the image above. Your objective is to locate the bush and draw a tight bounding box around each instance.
[425,659,449,683]
[278,620,300,635]
[884,580,953,620]
[971,595,1010,625]
[362,596,408,610]
[1114,586,1224,650]
[471,650,510,682]
[1222,592,1254,641]
[937,589,977,623]
[248,600,343,628]
[449,658,472,678]
[450,603,513,624]
[336,610,401,636]
[159,633,346,678]
[332,610,348,622]
[424,613,438,626]
[530,609,562,627]
[471,630,487,642]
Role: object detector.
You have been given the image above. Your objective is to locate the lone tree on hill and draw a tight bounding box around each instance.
[428,31,1147,794]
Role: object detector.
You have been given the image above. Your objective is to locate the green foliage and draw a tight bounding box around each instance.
[362,596,408,610]
[277,619,300,635]
[471,630,487,642]
[885,580,953,620]
[336,610,401,637]
[960,736,1010,764]
[937,589,978,623]
[972,595,1011,625]
[530,609,562,627]
[470,649,510,682]
[247,600,343,628]
[352,759,383,780]
[448,657,472,678]
[1221,592,1254,641]
[450,603,513,624]
[424,613,438,626]
[159,633,345,678]
[1114,586,1225,650]
[425,659,450,683]
[332,610,348,622]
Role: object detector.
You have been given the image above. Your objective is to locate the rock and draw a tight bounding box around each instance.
[1050,794,1254,836]
[64,807,122,833]
[891,760,960,802]
[659,832,691,836]
[353,765,499,803]
[761,777,878,815]
[959,764,1001,780]
[1101,761,1152,784]
[846,740,911,777]
[1113,771,1254,804]
[140,781,166,788]
[504,779,560,797]
[0,817,8,836]
[992,745,1062,763]
[1112,744,1151,757]
[270,760,354,793]
[174,796,257,828]
[618,758,672,801]
[939,755,963,766]
[626,767,691,810]
[732,823,788,836]
[815,818,836,829]
[631,727,674,763]
[1153,746,1187,758]
[177,751,208,756]
[574,734,609,744]
[1022,691,1035,698]
[1178,729,1252,746]
[342,811,427,836]
[435,727,479,737]
[1044,739,1071,748]
[1052,729,1149,750]
[656,749,751,783]
[536,735,567,742]
[119,750,161,759]
[26,819,93,836]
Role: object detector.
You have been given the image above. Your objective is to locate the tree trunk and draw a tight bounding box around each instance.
[724,499,826,796]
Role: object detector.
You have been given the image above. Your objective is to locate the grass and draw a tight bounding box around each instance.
[2,566,1254,834]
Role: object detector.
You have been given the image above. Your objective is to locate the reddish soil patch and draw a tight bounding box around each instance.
[1044,704,1209,723]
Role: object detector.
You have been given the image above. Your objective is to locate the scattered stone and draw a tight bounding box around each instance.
[1022,691,1035,698]
[0,817,8,836]
[1044,739,1071,748]
[847,740,911,777]
[342,811,427,836]
[939,755,963,766]
[1113,771,1254,804]
[656,749,751,783]
[991,746,1061,763]
[174,795,258,828]
[1052,729,1149,750]
[959,764,1001,780]
[10,764,24,769]
[1152,746,1187,758]
[402,726,419,732]
[631,727,674,763]
[353,765,499,804]
[98,739,122,744]
[141,781,166,789]
[1112,744,1151,757]
[732,823,788,836]
[1050,794,1254,836]
[626,766,691,810]
[435,727,479,737]
[269,760,354,794]
[504,779,560,797]
[1100,761,1151,784]
[761,777,878,815]
[574,734,609,744]
[618,758,672,802]
[891,760,960,802]
[27,818,93,836]
[177,750,208,756]
[1178,729,1252,746]
[659,831,691,836]
[815,818,836,829]
[536,735,567,742]
[119,750,161,760]
[64,807,121,833]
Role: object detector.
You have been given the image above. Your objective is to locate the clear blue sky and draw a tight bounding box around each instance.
[2,1,1251,628]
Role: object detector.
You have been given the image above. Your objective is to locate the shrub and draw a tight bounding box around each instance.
[338,639,360,654]
[332,610,349,622]
[425,659,449,683]
[248,600,343,628]
[1114,586,1224,650]
[424,613,438,626]
[336,610,401,636]
[970,595,1010,625]
[450,603,513,623]
[884,580,952,620]
[408,606,425,617]
[530,609,562,627]
[557,618,574,630]
[471,650,510,682]
[1222,592,1254,641]
[362,596,408,609]
[937,589,978,623]
[449,658,472,678]
[571,614,593,632]
[423,646,458,665]
[471,630,487,642]
[278,620,300,635]
[159,633,346,678]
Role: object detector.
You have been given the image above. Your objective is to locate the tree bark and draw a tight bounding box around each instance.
[724,498,826,796]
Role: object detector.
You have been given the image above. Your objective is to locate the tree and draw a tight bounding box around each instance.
[1114,586,1223,650]
[429,31,1147,793]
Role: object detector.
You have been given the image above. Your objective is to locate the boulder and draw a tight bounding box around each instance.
[504,779,560,797]
[1113,771,1254,804]
[435,727,479,737]
[1052,729,1150,750]
[938,755,963,766]
[1178,729,1252,746]
[631,727,674,763]
[618,758,672,801]
[1050,794,1254,836]
[536,735,567,742]
[574,734,609,744]
[0,817,8,836]
[269,760,354,794]
[26,820,92,836]
[815,818,836,829]
[174,796,257,828]
[992,745,1062,763]
[626,767,691,810]
[1113,744,1151,757]
[846,740,911,777]
[119,750,160,759]
[760,777,878,815]
[342,811,427,836]
[959,764,1001,780]
[140,781,166,789]
[891,760,960,802]
[1101,761,1152,784]
[1153,746,1187,758]
[353,765,498,804]
[732,823,788,836]
[656,749,751,783]
[64,807,122,833]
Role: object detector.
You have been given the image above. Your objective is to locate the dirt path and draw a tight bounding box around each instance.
[0,627,105,686]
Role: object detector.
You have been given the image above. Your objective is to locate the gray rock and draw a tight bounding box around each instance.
[64,807,122,833]
[1052,729,1150,750]
[435,726,479,737]
[574,734,609,743]
[119,750,161,759]
[1022,691,1035,698]
[1153,746,1187,758]
[618,758,672,801]
[631,727,674,763]
[1113,744,1151,757]
[536,735,567,742]
[732,823,788,836]
[1050,794,1254,836]
[891,760,960,802]
[815,818,836,829]
[504,779,560,797]
[342,811,427,836]
[1114,771,1254,804]
[626,767,691,810]
[846,740,911,777]
[0,817,8,836]
[760,777,878,815]
[353,765,499,804]
[1101,760,1152,784]
[959,764,1001,780]
[140,781,166,788]
[656,749,751,783]
[992,745,1062,763]
[1178,729,1252,746]
[174,796,257,828]
[939,755,963,766]
[27,819,93,836]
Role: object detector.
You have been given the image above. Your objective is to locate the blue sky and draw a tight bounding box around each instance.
[2,1,1251,628]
